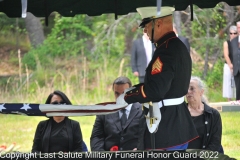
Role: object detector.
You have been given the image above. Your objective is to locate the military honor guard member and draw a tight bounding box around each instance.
[123,6,199,150]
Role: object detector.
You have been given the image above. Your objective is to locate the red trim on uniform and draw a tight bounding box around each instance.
[141,85,146,98]
[43,108,125,113]
[124,91,140,98]
[156,31,177,48]
[157,41,166,48]
[146,136,199,150]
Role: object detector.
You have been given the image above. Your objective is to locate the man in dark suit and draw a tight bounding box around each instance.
[231,21,240,100]
[173,24,190,53]
[131,32,155,83]
[90,76,143,151]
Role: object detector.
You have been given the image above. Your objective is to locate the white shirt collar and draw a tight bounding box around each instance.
[142,35,150,43]
[119,104,132,119]
[125,104,132,112]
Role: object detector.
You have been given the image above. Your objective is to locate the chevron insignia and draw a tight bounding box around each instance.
[151,57,163,75]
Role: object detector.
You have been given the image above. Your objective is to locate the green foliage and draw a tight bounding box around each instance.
[192,59,226,102]
[191,5,226,57]
[191,63,202,78]
[206,60,224,88]
[22,14,94,69]
[205,60,225,102]
[0,14,26,34]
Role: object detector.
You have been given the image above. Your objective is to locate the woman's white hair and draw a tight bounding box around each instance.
[190,76,209,104]
[229,25,237,32]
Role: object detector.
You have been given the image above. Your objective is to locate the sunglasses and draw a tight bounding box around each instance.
[230,32,237,35]
[51,101,66,105]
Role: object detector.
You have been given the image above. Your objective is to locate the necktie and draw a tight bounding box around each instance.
[121,109,127,129]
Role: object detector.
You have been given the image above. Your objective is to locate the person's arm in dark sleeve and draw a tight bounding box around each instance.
[90,115,105,151]
[72,122,83,152]
[31,122,44,153]
[206,110,222,151]
[125,52,175,103]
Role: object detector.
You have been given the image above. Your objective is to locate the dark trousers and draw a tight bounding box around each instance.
[234,71,240,100]
[139,76,145,83]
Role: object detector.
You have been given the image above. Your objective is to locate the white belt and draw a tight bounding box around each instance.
[144,96,185,133]
[157,96,185,108]
[143,96,185,109]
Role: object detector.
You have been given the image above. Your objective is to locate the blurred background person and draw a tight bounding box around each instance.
[173,23,190,53]
[186,76,222,152]
[223,25,238,101]
[90,76,143,151]
[231,21,240,100]
[31,90,86,153]
[131,31,155,83]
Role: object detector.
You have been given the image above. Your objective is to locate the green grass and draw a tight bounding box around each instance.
[221,112,240,159]
[208,87,226,102]
[0,112,240,159]
[0,115,96,153]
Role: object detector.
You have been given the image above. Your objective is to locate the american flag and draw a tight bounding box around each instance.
[0,103,127,116]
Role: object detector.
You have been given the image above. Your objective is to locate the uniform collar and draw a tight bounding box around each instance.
[154,31,176,48]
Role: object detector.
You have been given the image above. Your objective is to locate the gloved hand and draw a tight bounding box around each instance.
[116,93,128,106]
[116,87,135,106]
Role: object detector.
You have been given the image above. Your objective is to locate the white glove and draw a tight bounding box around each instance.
[116,93,128,106]
[116,87,135,106]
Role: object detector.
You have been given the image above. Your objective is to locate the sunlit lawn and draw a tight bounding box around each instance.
[0,112,240,159]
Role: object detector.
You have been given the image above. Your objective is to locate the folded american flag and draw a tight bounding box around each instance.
[0,103,127,116]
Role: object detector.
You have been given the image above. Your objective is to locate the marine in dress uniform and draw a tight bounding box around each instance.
[123,7,198,150]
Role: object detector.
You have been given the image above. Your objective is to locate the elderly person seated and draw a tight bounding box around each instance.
[186,76,222,152]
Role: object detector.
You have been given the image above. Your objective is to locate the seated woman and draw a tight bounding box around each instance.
[186,76,222,152]
[32,90,86,153]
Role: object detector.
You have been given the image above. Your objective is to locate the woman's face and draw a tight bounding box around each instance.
[186,80,203,103]
[50,94,65,118]
[50,94,64,104]
[229,29,238,40]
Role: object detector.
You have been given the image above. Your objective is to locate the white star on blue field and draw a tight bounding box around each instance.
[20,103,32,111]
[0,103,6,111]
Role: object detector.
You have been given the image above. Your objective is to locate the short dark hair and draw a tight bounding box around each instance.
[112,76,132,90]
[45,90,72,105]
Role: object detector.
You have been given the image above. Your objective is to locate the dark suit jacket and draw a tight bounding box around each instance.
[178,35,190,53]
[231,36,240,76]
[90,103,143,151]
[131,38,155,76]
[32,117,83,153]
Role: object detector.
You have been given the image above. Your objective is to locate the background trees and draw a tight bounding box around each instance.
[0,3,240,102]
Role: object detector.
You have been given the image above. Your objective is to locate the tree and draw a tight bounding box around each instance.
[24,13,45,48]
